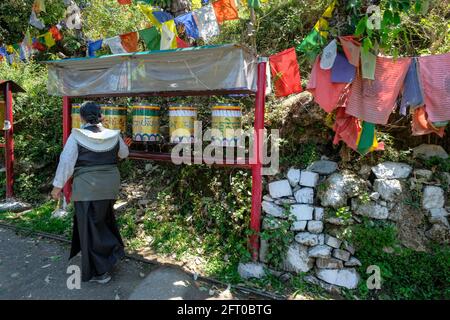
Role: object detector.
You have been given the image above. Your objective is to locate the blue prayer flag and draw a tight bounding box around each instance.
[87,39,103,57]
[174,12,200,40]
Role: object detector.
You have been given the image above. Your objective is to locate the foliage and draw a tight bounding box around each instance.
[347,218,450,299]
[260,206,294,268]
[0,60,62,202]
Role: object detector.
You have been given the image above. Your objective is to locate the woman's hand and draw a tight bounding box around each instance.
[51,187,62,200]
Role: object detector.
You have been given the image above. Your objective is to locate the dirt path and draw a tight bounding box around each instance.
[0,226,246,300]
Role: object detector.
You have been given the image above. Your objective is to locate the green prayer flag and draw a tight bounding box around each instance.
[357,122,376,155]
[297,29,326,63]
[248,0,261,8]
[139,27,161,51]
[361,49,377,80]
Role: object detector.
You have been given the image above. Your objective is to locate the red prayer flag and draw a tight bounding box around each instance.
[49,26,63,41]
[176,37,190,48]
[269,47,303,97]
[32,39,46,51]
[120,32,139,52]
[117,0,132,4]
[212,0,239,24]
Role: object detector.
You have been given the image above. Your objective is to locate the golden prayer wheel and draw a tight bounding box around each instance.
[211,103,242,147]
[101,104,127,132]
[169,104,197,143]
[71,103,81,129]
[132,103,161,142]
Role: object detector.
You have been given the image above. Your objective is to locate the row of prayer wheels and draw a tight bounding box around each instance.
[71,103,243,146]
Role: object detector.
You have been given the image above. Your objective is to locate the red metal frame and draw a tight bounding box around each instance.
[61,61,267,261]
[4,83,14,199]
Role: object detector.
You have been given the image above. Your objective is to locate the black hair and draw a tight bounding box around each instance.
[80,101,102,124]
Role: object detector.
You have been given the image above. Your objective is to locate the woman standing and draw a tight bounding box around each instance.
[51,101,131,284]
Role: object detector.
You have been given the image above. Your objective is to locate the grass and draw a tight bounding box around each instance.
[0,201,72,238]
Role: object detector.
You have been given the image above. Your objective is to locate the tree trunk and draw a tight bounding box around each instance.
[167,0,192,17]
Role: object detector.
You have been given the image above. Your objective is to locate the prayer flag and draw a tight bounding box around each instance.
[213,0,239,24]
[87,39,103,57]
[29,11,45,30]
[120,32,139,52]
[104,36,127,54]
[160,20,178,50]
[193,4,220,41]
[117,0,132,4]
[44,32,56,48]
[269,47,303,97]
[174,12,200,40]
[139,27,161,51]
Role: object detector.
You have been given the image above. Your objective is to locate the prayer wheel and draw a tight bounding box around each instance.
[211,103,242,147]
[102,104,127,132]
[71,103,81,129]
[169,104,197,143]
[132,103,161,142]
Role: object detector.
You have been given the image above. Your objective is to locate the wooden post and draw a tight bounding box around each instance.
[4,83,14,199]
[249,58,267,261]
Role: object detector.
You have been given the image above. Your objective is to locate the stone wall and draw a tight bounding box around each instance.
[238,146,450,293]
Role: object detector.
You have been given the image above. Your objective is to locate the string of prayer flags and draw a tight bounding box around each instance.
[29,10,45,30]
[87,39,103,57]
[174,13,200,40]
[104,36,127,54]
[160,20,178,50]
[139,27,161,51]
[120,32,139,52]
[213,0,239,24]
[193,4,220,41]
[269,47,303,97]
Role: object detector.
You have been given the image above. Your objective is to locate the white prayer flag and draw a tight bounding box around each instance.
[104,36,127,54]
[29,11,45,30]
[192,4,220,41]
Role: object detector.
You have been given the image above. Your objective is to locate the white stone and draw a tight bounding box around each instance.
[371,162,412,179]
[303,275,341,294]
[342,242,355,255]
[275,199,296,205]
[314,207,325,220]
[290,204,314,221]
[268,180,292,198]
[345,257,362,267]
[422,186,445,210]
[282,243,314,273]
[290,220,307,231]
[299,171,319,188]
[308,245,332,258]
[318,171,366,208]
[316,268,360,289]
[259,239,269,264]
[414,169,433,181]
[413,144,449,160]
[307,160,338,175]
[294,188,314,204]
[263,195,274,202]
[369,192,381,200]
[318,234,325,245]
[262,201,285,218]
[316,258,344,269]
[287,168,301,187]
[374,179,402,201]
[352,199,389,219]
[429,208,450,227]
[238,262,265,279]
[325,235,342,249]
[325,217,355,226]
[307,221,324,234]
[295,232,320,246]
[332,249,351,262]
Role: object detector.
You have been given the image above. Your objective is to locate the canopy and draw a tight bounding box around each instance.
[46,44,260,97]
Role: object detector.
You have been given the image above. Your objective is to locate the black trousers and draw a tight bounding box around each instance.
[69,200,125,282]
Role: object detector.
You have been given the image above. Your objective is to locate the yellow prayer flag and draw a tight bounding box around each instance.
[44,32,56,48]
[314,18,329,38]
[322,0,337,18]
[138,4,162,28]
